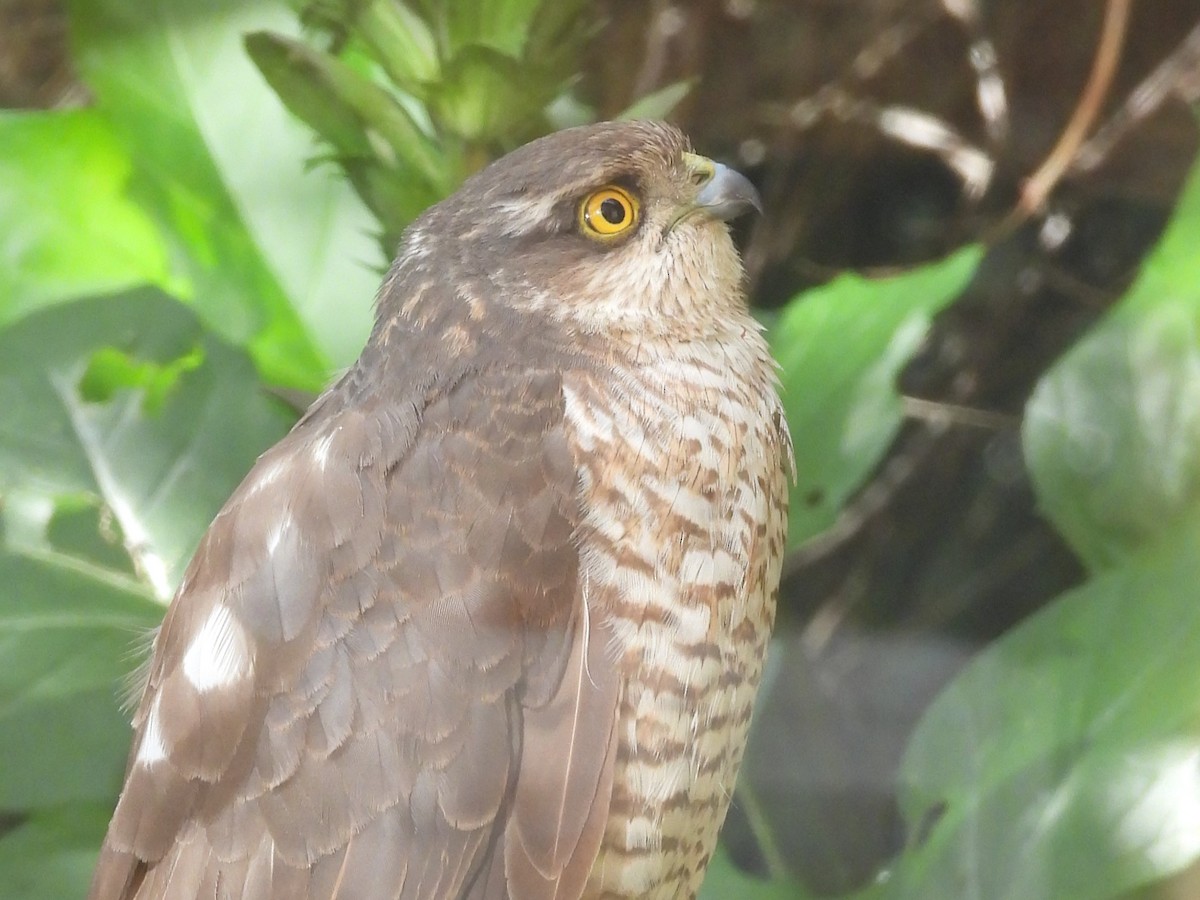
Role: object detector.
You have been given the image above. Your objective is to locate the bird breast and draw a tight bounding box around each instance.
[562,325,791,899]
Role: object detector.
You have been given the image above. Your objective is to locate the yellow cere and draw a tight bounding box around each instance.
[580,185,639,237]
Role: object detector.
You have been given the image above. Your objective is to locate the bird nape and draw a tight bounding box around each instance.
[89,119,792,900]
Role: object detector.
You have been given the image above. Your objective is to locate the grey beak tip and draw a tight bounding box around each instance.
[696,162,763,222]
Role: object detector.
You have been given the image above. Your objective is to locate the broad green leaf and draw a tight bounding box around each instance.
[65,0,381,382]
[769,246,982,548]
[0,803,112,900]
[0,109,176,326]
[0,533,160,810]
[1026,162,1200,570]
[1025,311,1200,570]
[888,514,1200,900]
[0,289,296,600]
[0,289,294,837]
[887,169,1200,898]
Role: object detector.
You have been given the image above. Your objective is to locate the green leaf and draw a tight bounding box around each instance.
[65,0,381,383]
[770,246,983,548]
[0,109,176,327]
[440,0,547,58]
[0,289,296,600]
[245,30,450,196]
[0,804,111,900]
[338,0,441,93]
[889,514,1200,900]
[78,344,205,414]
[618,79,695,122]
[0,289,294,832]
[245,29,451,252]
[431,44,551,141]
[701,845,814,900]
[520,0,594,85]
[0,533,160,811]
[1026,162,1200,570]
[244,31,376,158]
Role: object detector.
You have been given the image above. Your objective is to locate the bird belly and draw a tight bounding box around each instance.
[588,585,774,900]
[562,348,789,899]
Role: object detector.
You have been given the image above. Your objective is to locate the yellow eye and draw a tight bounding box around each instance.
[580,186,639,237]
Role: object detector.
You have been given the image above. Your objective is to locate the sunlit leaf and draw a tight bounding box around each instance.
[0,289,295,600]
[889,515,1200,900]
[770,246,982,548]
[65,0,380,382]
[0,109,176,327]
[1026,163,1200,570]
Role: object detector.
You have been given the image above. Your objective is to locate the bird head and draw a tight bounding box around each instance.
[380,120,761,342]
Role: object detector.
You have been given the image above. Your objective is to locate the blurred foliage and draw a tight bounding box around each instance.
[0,1,1199,899]
[884,160,1200,900]
[771,246,982,548]
[243,0,688,254]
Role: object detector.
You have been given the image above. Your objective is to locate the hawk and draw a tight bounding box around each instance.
[90,120,792,900]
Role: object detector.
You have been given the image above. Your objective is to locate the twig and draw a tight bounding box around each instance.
[901,396,1019,431]
[1074,21,1200,173]
[1011,0,1132,220]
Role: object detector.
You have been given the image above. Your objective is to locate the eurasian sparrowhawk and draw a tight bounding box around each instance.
[90,120,793,900]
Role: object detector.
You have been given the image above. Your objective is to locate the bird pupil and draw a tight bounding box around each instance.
[600,198,626,225]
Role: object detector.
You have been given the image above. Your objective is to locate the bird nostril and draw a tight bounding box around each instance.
[682,152,717,189]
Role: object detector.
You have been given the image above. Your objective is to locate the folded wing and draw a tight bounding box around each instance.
[89,368,620,900]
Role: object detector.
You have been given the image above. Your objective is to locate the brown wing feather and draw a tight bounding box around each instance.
[89,368,620,900]
[502,618,620,900]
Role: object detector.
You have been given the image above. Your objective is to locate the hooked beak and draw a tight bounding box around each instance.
[693,160,762,221]
[665,153,762,237]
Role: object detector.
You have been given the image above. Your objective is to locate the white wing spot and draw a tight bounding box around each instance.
[136,695,167,765]
[182,604,252,692]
